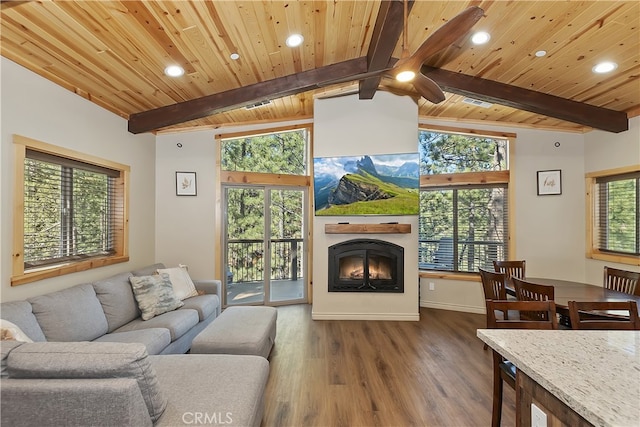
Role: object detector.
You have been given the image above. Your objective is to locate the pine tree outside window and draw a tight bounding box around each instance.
[418,128,513,274]
[12,135,129,285]
[586,166,640,264]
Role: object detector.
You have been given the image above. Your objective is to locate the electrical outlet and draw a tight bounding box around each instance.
[531,403,547,427]
[428,282,435,291]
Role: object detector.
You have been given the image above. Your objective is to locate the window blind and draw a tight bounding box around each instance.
[23,152,122,269]
[595,171,639,256]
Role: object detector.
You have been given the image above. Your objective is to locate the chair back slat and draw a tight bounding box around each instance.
[493,260,526,280]
[485,299,558,330]
[512,277,555,321]
[568,300,640,330]
[479,268,507,300]
[604,266,640,295]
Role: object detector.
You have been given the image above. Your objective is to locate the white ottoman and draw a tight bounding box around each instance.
[190,306,277,359]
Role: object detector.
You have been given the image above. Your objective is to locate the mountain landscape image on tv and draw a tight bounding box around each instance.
[314,153,419,216]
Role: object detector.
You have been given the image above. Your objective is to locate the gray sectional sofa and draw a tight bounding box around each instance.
[0,263,221,355]
[0,263,271,426]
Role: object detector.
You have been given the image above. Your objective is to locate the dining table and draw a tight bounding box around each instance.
[505,276,640,321]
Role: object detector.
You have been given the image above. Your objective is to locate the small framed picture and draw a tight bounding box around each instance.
[176,172,197,196]
[537,170,561,196]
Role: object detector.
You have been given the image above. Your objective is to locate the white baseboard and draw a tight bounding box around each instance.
[311,311,420,321]
[419,300,485,314]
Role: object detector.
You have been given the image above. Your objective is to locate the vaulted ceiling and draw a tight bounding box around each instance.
[1,1,638,135]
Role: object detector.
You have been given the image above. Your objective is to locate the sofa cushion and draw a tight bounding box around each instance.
[93,328,171,355]
[28,284,108,342]
[114,309,199,341]
[151,354,269,427]
[92,271,140,332]
[180,294,219,321]
[0,301,46,342]
[1,341,25,378]
[1,378,153,427]
[130,274,184,321]
[157,266,198,300]
[7,342,167,423]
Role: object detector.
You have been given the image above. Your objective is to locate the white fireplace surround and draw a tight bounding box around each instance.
[312,92,420,321]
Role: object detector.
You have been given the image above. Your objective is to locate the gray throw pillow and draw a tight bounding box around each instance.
[129,273,184,321]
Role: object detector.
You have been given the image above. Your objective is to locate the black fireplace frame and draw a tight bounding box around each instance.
[328,238,404,293]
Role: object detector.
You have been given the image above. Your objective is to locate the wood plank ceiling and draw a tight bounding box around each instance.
[1,0,638,134]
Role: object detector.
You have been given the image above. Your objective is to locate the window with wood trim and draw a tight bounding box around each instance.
[221,127,308,175]
[418,128,513,273]
[586,166,640,265]
[12,135,129,285]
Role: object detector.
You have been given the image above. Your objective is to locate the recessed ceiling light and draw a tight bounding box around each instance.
[535,50,547,57]
[164,65,184,77]
[592,61,618,74]
[230,53,240,60]
[471,31,490,45]
[285,34,304,47]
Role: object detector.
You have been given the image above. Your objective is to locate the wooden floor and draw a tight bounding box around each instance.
[262,305,515,426]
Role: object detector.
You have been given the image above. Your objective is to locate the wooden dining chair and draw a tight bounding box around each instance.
[485,299,558,427]
[568,300,640,330]
[604,266,640,295]
[493,260,526,280]
[512,277,555,321]
[479,268,509,350]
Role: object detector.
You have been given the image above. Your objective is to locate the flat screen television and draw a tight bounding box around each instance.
[314,153,419,216]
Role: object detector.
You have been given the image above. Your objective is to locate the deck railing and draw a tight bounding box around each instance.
[227,238,303,283]
[419,238,506,272]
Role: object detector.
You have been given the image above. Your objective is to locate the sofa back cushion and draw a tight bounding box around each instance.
[7,342,167,423]
[28,284,108,342]
[0,301,46,342]
[92,271,140,332]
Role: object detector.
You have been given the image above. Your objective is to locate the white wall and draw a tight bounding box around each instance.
[0,58,156,302]
[419,117,640,313]
[155,131,218,281]
[312,92,420,320]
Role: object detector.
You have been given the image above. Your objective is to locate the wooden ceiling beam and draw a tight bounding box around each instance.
[359,0,413,100]
[128,58,368,134]
[128,56,629,134]
[421,66,629,133]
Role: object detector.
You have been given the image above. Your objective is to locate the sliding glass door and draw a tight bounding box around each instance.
[224,185,307,306]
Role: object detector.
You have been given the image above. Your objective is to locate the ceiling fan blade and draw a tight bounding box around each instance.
[413,74,445,104]
[403,6,484,71]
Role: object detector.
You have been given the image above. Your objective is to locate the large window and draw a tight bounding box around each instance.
[418,128,512,274]
[12,135,129,285]
[221,127,307,175]
[586,166,640,264]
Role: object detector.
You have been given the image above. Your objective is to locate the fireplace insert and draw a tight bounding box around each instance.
[328,239,404,293]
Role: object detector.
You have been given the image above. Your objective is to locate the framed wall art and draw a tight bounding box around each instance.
[176,171,197,196]
[537,170,561,196]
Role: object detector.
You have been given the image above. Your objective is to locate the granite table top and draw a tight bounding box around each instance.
[477,329,640,427]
